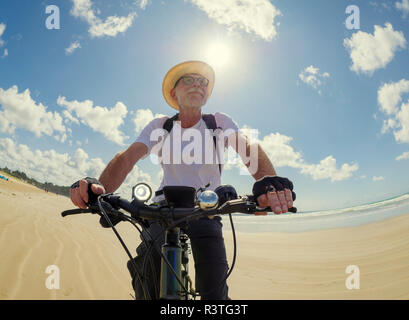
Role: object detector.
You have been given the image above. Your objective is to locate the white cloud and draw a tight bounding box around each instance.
[134,108,166,134]
[71,0,136,38]
[62,110,80,125]
[138,0,150,10]
[373,176,385,181]
[370,2,392,11]
[394,102,409,143]
[298,65,330,94]
[156,169,163,183]
[0,23,5,47]
[0,86,66,138]
[0,138,154,197]
[65,41,81,55]
[189,0,282,41]
[343,23,406,75]
[382,2,393,10]
[396,151,409,161]
[378,79,409,115]
[54,133,68,144]
[11,33,22,41]
[259,132,304,168]
[378,79,409,143]
[57,95,129,145]
[0,138,104,185]
[381,118,398,134]
[0,23,8,58]
[299,156,359,182]
[396,0,409,17]
[88,13,136,38]
[224,127,358,182]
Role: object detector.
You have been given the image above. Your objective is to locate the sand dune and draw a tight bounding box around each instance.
[1,172,408,299]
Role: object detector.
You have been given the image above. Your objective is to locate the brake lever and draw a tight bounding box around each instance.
[61,208,92,217]
[61,193,117,218]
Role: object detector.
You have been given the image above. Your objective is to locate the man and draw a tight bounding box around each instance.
[70,60,295,300]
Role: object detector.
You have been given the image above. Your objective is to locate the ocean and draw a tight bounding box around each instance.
[223,192,409,233]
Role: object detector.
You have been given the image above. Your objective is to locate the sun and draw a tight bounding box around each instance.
[204,41,231,70]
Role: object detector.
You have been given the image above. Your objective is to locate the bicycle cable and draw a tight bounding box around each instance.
[97,196,237,300]
[144,210,238,299]
[120,216,160,299]
[97,196,151,300]
[189,212,237,298]
[120,208,191,298]
[137,219,191,297]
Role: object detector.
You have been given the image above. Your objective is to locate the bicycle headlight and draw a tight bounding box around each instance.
[132,183,152,202]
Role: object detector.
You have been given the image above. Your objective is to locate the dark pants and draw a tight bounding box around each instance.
[128,216,229,300]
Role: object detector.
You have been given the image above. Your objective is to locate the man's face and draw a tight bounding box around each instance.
[170,73,209,109]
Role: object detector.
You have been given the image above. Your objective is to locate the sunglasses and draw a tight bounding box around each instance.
[174,76,209,88]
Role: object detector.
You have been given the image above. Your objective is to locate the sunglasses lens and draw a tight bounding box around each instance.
[181,76,208,87]
[200,79,209,87]
[183,77,194,85]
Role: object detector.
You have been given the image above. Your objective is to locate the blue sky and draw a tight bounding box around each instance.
[0,0,409,211]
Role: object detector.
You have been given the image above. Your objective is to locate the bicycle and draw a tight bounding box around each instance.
[61,183,297,300]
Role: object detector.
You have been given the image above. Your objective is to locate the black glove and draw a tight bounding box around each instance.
[70,177,102,205]
[252,175,296,206]
[71,177,121,228]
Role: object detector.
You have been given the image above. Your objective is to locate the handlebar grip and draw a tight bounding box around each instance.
[256,206,297,214]
[61,208,91,217]
[87,182,99,206]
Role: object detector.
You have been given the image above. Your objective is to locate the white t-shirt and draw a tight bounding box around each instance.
[135,112,239,202]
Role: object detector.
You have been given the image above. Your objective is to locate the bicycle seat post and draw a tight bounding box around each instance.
[160,227,182,300]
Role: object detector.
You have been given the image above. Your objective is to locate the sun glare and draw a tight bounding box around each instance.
[204,42,231,70]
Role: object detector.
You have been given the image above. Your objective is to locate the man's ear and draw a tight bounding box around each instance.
[170,88,177,102]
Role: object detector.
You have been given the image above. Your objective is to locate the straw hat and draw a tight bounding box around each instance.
[162,60,215,110]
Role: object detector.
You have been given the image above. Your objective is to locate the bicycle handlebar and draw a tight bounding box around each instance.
[61,193,297,223]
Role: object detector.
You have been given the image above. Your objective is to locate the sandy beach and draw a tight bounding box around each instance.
[1,171,409,300]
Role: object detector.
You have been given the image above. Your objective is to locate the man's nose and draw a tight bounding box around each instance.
[192,80,201,87]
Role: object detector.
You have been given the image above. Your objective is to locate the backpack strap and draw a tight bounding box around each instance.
[163,113,179,133]
[202,114,222,176]
[201,113,218,131]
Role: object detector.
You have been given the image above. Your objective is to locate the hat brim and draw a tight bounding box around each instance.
[162,61,215,110]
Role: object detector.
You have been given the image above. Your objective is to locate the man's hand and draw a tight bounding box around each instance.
[252,176,296,215]
[70,177,105,209]
[256,188,293,215]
